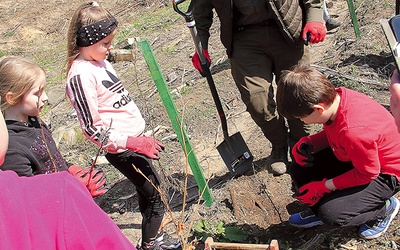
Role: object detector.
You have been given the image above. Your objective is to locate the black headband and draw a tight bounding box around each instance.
[76,17,118,47]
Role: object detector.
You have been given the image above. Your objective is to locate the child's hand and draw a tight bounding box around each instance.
[68,165,108,197]
[292,136,314,167]
[126,136,165,159]
[293,179,330,206]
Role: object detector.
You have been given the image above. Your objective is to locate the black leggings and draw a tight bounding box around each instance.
[290,148,400,227]
[106,150,164,244]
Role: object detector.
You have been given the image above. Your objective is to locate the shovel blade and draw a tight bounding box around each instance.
[216,132,253,176]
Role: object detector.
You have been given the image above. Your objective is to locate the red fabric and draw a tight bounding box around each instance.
[308,130,329,153]
[324,88,400,190]
[302,22,326,44]
[294,179,330,206]
[0,171,135,250]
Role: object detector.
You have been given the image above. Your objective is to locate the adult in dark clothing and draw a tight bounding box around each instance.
[191,0,326,175]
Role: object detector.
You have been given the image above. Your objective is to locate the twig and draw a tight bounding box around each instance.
[312,64,388,89]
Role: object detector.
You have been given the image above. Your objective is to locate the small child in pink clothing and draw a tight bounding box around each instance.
[65,2,180,250]
[277,63,400,240]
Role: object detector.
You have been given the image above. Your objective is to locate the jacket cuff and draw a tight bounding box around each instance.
[306,7,324,23]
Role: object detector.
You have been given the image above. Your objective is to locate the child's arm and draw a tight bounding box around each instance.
[330,131,381,190]
[308,130,329,153]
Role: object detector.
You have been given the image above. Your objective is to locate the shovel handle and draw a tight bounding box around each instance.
[173,0,230,141]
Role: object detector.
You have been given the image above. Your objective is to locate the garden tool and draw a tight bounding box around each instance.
[173,0,253,176]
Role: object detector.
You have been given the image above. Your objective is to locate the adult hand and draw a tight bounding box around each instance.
[68,165,108,197]
[126,136,165,159]
[294,179,330,206]
[292,136,314,167]
[192,49,211,77]
[302,22,326,44]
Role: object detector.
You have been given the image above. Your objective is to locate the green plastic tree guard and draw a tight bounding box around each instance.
[138,39,214,207]
[346,0,361,38]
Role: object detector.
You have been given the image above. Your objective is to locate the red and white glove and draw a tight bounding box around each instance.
[68,165,108,197]
[192,49,211,77]
[126,136,164,159]
[302,22,326,45]
[292,136,314,167]
[294,179,330,206]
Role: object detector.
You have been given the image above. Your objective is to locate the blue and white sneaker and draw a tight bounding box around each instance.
[289,208,324,228]
[358,196,400,240]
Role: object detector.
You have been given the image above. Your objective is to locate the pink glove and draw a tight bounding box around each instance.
[126,136,164,159]
[68,165,108,197]
[302,22,326,44]
[294,179,330,206]
[192,49,211,77]
[292,136,314,167]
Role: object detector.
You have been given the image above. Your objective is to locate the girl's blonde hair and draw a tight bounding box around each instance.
[0,56,45,112]
[66,2,114,73]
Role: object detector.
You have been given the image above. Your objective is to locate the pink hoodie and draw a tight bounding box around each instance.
[0,171,135,250]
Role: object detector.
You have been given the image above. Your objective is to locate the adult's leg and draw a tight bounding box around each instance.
[271,35,313,150]
[230,25,287,149]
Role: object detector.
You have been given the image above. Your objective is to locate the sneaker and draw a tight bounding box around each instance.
[358,196,400,240]
[270,147,288,175]
[325,18,341,31]
[137,231,181,250]
[155,231,181,249]
[289,208,324,228]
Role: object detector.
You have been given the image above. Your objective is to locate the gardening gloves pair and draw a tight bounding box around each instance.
[68,165,108,197]
[294,178,331,206]
[192,49,211,77]
[302,22,326,45]
[126,136,165,159]
[292,136,314,167]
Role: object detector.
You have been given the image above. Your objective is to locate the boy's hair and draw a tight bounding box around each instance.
[276,64,337,119]
[0,57,45,112]
[66,2,114,73]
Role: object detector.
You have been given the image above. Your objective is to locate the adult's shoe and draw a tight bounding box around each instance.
[270,146,288,175]
[326,18,341,31]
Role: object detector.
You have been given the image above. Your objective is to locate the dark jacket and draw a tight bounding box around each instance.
[192,0,324,56]
[1,116,68,176]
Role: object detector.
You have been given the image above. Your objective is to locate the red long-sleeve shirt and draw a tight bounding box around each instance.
[314,87,400,189]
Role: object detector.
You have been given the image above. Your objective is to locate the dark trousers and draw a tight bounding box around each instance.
[106,150,164,243]
[230,24,312,149]
[290,148,400,227]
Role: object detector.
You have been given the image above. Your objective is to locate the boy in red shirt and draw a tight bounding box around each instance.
[277,64,400,239]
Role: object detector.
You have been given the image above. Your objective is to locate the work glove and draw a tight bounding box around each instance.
[294,179,330,206]
[126,136,165,159]
[192,49,211,77]
[68,165,108,197]
[292,136,314,167]
[302,22,326,45]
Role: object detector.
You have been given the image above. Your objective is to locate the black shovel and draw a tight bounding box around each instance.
[173,0,253,176]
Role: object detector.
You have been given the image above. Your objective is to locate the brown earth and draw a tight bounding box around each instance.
[1,0,400,249]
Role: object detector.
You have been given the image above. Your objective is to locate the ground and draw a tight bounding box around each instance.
[1,0,400,249]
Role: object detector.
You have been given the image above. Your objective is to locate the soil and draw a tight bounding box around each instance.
[1,0,400,249]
